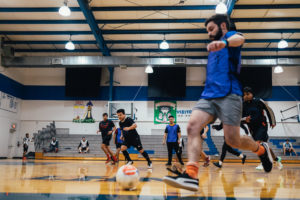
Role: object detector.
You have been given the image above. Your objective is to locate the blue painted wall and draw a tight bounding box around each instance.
[1,73,300,101]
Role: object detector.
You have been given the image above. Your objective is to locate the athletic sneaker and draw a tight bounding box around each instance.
[165,162,172,166]
[242,155,247,164]
[163,172,199,191]
[213,162,222,168]
[148,161,152,169]
[277,156,283,170]
[256,163,263,170]
[126,160,134,165]
[203,156,210,167]
[258,142,273,173]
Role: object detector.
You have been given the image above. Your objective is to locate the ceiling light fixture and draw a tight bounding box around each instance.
[65,35,75,50]
[59,0,71,16]
[274,66,283,74]
[160,34,169,50]
[145,65,153,73]
[215,1,227,14]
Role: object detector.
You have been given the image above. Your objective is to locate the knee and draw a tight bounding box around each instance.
[101,144,106,148]
[187,120,200,135]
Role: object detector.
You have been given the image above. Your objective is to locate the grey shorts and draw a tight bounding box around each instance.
[193,94,242,126]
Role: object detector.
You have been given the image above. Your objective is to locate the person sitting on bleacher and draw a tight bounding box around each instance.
[78,137,89,153]
[47,137,59,153]
[283,139,297,156]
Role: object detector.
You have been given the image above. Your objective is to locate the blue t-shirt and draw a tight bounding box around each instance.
[201,31,243,99]
[165,124,181,143]
[115,128,123,144]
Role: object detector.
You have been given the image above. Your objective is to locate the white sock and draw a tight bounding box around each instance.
[239,154,244,159]
[219,161,223,165]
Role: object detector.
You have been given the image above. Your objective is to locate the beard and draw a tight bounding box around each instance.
[209,25,223,41]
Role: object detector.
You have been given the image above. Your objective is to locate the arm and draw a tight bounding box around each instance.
[163,126,168,144]
[259,99,276,128]
[78,142,82,148]
[207,33,245,52]
[202,126,209,139]
[177,125,182,144]
[86,141,89,147]
[240,123,249,135]
[123,123,137,131]
[113,130,117,144]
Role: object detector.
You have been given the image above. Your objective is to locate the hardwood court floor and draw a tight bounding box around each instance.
[0,159,299,200]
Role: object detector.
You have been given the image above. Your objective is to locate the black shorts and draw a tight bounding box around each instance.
[102,134,112,146]
[23,144,28,152]
[116,143,122,149]
[123,135,143,150]
[252,126,269,142]
[80,147,87,151]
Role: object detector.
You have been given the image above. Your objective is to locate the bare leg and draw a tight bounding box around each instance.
[106,146,114,157]
[115,148,121,160]
[200,151,208,160]
[187,110,214,163]
[223,125,259,152]
[101,144,108,154]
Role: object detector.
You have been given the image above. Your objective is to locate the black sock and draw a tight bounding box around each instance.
[122,150,132,161]
[141,151,151,163]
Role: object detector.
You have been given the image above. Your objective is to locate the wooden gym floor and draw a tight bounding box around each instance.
[0,159,299,200]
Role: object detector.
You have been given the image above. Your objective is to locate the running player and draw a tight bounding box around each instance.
[243,86,283,170]
[212,123,247,168]
[117,109,152,169]
[97,113,117,164]
[163,14,273,191]
[163,115,184,166]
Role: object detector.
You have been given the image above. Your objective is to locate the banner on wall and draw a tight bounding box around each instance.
[73,101,95,123]
[154,101,177,124]
[0,91,19,113]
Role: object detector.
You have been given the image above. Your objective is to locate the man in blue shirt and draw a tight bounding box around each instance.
[163,14,274,191]
[163,116,184,166]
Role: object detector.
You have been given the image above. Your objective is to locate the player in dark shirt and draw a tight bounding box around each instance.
[97,113,117,164]
[243,87,283,170]
[117,109,152,169]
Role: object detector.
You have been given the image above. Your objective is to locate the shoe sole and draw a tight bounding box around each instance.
[261,143,273,172]
[213,163,222,168]
[162,177,198,192]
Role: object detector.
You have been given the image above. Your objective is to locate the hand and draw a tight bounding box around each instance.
[178,140,181,144]
[162,140,166,145]
[108,131,112,135]
[123,127,130,131]
[96,130,99,134]
[120,136,124,141]
[245,116,251,123]
[207,41,226,52]
[271,124,276,129]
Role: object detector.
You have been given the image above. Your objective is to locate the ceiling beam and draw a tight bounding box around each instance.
[13,48,300,53]
[1,29,300,35]
[77,0,109,56]
[227,0,237,16]
[0,4,299,12]
[5,39,300,45]
[1,17,300,24]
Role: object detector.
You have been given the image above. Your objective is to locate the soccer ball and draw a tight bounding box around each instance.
[116,165,140,190]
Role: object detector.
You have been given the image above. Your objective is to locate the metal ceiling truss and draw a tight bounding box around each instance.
[0,4,299,12]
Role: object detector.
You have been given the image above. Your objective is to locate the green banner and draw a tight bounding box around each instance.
[154,101,177,124]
